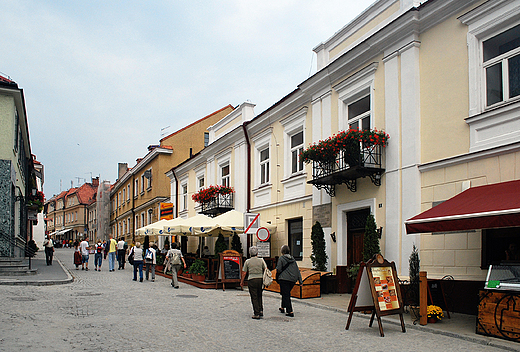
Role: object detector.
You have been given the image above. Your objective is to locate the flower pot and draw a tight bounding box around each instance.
[192,274,205,282]
[184,273,192,278]
[427,317,438,324]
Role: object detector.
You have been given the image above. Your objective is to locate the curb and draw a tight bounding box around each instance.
[0,258,74,286]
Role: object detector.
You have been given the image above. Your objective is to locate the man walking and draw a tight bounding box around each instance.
[108,235,118,272]
[166,242,186,288]
[117,237,126,270]
[43,235,54,265]
[79,236,90,271]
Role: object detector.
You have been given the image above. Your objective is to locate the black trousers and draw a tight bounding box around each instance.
[279,280,296,313]
[45,247,53,265]
[117,249,126,269]
[248,278,264,316]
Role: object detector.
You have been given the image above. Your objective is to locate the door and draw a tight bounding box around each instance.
[346,208,370,266]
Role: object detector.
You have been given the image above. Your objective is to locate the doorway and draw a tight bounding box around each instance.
[346,208,370,266]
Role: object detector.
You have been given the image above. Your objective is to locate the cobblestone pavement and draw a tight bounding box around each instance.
[0,249,513,352]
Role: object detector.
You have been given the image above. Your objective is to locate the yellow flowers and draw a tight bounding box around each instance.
[427,305,444,320]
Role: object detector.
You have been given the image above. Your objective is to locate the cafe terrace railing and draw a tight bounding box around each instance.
[307,142,385,197]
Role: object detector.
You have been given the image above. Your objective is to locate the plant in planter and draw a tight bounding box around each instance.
[346,263,360,293]
[427,305,444,322]
[408,243,420,321]
[363,214,381,262]
[231,233,243,254]
[214,233,228,258]
[27,190,45,213]
[189,259,207,281]
[192,185,234,204]
[310,221,328,271]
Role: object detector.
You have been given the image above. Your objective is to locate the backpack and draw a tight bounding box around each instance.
[171,251,181,265]
[145,249,153,261]
[96,244,103,253]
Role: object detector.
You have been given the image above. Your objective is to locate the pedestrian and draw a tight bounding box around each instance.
[130,242,144,282]
[117,237,126,270]
[73,241,82,269]
[103,240,108,260]
[107,235,118,272]
[144,242,157,282]
[275,245,303,317]
[240,246,267,319]
[94,239,103,271]
[43,235,54,266]
[79,237,90,271]
[166,242,186,288]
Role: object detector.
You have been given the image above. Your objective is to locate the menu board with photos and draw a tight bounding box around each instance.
[371,266,400,311]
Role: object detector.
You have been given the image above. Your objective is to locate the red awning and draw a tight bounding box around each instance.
[405,180,520,234]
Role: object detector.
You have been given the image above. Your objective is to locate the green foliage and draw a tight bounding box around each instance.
[310,221,328,271]
[189,259,207,275]
[347,263,360,278]
[363,214,381,262]
[231,233,243,254]
[214,233,227,257]
[156,254,164,266]
[26,240,39,257]
[409,243,420,305]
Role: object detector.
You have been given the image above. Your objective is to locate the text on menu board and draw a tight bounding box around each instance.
[371,266,400,311]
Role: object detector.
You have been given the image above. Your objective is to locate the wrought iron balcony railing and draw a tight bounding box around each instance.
[308,143,385,197]
[200,193,234,217]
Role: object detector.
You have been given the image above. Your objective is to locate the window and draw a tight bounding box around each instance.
[260,148,269,185]
[482,227,520,268]
[141,213,145,227]
[181,184,188,211]
[145,169,152,190]
[122,188,126,203]
[348,95,370,130]
[204,132,209,147]
[135,215,139,229]
[288,218,303,261]
[140,175,145,193]
[198,176,205,190]
[134,179,139,197]
[290,131,304,174]
[127,185,131,202]
[221,165,230,187]
[483,24,520,107]
[147,209,153,225]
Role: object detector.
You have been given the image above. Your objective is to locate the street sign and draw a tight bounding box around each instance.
[244,213,260,235]
[256,227,270,242]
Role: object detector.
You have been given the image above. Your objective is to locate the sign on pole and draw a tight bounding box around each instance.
[160,203,174,220]
[244,213,260,235]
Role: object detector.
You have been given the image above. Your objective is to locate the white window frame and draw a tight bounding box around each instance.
[281,108,307,179]
[140,174,145,194]
[220,164,230,187]
[460,1,520,152]
[145,168,152,190]
[181,183,188,211]
[134,179,139,197]
[259,147,270,185]
[252,129,272,189]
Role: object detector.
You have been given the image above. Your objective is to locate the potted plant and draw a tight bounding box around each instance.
[310,221,328,271]
[183,269,191,279]
[427,305,444,323]
[155,254,165,272]
[346,263,360,293]
[192,185,234,204]
[189,259,207,281]
[363,214,381,262]
[408,243,420,321]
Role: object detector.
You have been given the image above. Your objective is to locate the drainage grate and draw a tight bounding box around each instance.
[176,295,198,298]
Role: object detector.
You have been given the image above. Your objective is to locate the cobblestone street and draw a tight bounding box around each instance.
[0,249,512,351]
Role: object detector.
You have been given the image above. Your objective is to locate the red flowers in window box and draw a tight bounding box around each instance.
[192,185,234,204]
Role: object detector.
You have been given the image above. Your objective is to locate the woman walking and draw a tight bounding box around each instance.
[275,245,302,317]
[130,242,144,282]
[241,246,267,319]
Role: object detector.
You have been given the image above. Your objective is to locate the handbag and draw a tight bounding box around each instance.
[262,258,273,287]
[128,248,135,265]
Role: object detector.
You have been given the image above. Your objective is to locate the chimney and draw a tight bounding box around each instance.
[118,163,128,179]
[92,177,99,187]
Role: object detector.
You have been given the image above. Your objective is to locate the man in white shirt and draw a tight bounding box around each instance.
[79,237,90,271]
[43,235,54,266]
[117,238,126,270]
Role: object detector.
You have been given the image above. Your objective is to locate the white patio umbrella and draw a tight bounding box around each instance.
[162,214,215,236]
[135,219,173,236]
[191,210,277,236]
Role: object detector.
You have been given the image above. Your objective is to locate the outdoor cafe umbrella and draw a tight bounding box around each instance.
[136,219,172,236]
[190,210,277,236]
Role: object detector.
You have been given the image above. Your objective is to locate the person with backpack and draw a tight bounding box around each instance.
[275,245,303,318]
[130,242,144,282]
[94,239,104,271]
[166,242,186,288]
[144,242,157,282]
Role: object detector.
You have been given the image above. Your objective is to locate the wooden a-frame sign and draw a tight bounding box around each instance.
[345,254,406,337]
[217,250,243,291]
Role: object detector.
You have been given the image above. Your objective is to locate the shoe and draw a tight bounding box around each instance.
[279,308,285,313]
[259,312,263,317]
[174,286,179,289]
[152,279,154,282]
[133,279,137,281]
[85,268,89,271]
[286,312,294,317]
[140,278,143,282]
[82,267,84,270]
[252,315,261,319]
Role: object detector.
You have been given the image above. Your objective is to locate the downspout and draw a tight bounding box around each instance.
[172,168,179,247]
[132,174,135,244]
[241,122,251,251]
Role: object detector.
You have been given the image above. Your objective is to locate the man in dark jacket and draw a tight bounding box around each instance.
[275,245,303,317]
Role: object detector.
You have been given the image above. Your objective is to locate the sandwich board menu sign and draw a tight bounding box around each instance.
[218,250,243,291]
[345,254,406,337]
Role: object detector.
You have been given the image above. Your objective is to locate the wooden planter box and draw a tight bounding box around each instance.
[477,289,520,343]
[265,268,322,299]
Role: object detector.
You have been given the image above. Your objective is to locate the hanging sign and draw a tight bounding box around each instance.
[345,254,406,337]
[160,203,174,220]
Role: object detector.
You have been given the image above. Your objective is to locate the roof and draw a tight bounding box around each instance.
[405,180,520,234]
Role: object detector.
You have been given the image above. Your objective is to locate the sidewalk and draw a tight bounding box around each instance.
[1,250,519,351]
[0,252,73,286]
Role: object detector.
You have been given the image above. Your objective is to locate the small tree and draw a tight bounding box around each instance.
[214,233,227,257]
[363,214,381,262]
[231,233,243,254]
[409,243,420,305]
[310,221,328,271]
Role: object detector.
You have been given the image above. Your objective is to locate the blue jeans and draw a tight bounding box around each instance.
[133,261,143,281]
[95,253,102,268]
[108,252,116,271]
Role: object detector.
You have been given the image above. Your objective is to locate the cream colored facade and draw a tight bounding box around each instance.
[110,105,234,244]
[169,0,520,287]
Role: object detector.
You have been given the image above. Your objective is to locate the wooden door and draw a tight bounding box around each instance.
[347,208,370,266]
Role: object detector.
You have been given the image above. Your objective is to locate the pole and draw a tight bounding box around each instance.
[419,271,428,325]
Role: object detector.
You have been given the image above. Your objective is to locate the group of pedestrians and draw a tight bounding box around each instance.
[71,235,128,271]
[241,244,302,319]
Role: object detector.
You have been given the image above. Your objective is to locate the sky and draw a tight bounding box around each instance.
[2,0,372,198]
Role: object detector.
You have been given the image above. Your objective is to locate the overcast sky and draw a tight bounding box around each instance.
[2,0,372,198]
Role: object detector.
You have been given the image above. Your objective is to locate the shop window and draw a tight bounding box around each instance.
[288,218,303,261]
[482,227,520,268]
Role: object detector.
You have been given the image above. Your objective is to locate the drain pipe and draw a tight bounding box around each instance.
[241,122,251,250]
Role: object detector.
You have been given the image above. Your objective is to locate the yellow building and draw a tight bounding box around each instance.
[110,105,234,244]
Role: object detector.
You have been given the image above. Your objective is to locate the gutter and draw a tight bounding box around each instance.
[241,122,251,212]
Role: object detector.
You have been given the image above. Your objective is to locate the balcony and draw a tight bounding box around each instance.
[200,193,234,217]
[308,143,385,197]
